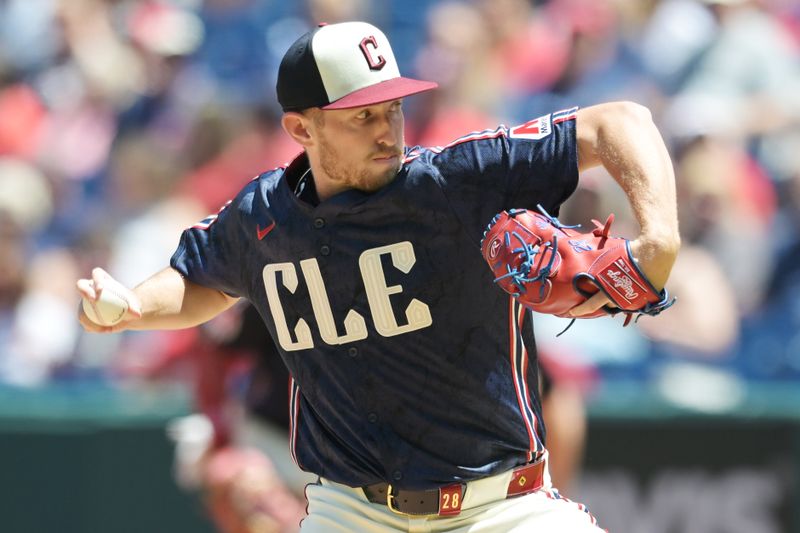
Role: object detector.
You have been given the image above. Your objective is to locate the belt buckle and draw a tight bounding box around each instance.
[386,484,407,516]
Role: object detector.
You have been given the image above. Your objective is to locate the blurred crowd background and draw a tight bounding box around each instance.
[1,0,800,413]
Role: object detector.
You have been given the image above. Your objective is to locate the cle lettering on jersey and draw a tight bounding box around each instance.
[262,241,433,351]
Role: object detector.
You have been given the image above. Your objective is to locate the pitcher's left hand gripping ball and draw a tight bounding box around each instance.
[481,206,675,326]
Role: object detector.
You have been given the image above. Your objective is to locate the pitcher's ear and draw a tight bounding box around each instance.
[281,112,314,146]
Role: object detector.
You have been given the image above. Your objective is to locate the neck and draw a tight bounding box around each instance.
[313,172,347,202]
[306,156,349,202]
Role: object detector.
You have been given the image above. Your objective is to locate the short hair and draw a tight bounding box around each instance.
[302,108,325,128]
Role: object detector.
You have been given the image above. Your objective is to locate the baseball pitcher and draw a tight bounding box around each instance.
[77,21,679,532]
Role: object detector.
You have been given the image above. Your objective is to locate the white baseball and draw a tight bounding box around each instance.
[82,280,130,326]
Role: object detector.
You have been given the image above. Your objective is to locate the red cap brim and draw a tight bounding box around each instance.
[321,77,438,110]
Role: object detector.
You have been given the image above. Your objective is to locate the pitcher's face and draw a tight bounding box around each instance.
[309,99,405,195]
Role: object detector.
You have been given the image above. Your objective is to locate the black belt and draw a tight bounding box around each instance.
[361,458,545,517]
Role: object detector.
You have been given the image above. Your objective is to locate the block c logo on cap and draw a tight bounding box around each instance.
[359,36,386,71]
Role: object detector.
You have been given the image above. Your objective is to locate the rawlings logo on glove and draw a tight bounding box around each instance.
[480,206,675,330]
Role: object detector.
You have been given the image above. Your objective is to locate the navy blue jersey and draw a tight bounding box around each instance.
[171,107,579,490]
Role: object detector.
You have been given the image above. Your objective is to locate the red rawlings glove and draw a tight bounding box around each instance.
[481,206,674,328]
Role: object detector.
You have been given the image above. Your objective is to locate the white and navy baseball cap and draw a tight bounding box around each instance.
[277,21,438,112]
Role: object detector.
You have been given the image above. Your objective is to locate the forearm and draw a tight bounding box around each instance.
[129,267,239,330]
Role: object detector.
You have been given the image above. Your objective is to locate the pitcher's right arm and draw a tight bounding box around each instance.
[77,266,239,334]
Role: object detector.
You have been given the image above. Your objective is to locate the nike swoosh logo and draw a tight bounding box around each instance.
[256,221,276,240]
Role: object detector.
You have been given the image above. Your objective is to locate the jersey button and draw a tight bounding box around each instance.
[348,347,358,357]
[392,471,403,481]
[313,217,325,229]
[367,413,378,423]
[320,245,331,256]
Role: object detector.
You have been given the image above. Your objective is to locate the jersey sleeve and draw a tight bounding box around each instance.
[428,107,579,241]
[170,180,258,298]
